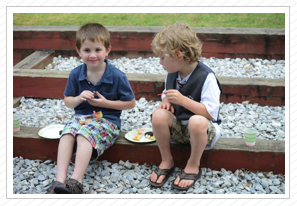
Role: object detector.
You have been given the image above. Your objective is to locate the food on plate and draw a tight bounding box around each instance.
[144,131,155,140]
[133,135,141,141]
[126,129,155,142]
[136,129,143,135]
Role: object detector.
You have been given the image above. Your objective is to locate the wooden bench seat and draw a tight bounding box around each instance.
[13,126,285,174]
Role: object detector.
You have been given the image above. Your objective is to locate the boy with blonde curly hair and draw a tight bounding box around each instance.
[149,22,222,191]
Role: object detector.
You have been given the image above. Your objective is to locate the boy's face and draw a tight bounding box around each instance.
[76,39,111,70]
[159,51,181,73]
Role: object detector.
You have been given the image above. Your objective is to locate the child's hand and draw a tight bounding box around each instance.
[79,90,94,102]
[157,102,174,113]
[88,91,108,107]
[163,89,185,106]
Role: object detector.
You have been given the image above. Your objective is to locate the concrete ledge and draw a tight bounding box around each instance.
[13,126,285,174]
[13,26,285,35]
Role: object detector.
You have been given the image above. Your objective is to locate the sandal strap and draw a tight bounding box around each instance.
[46,181,63,194]
[179,169,200,180]
[65,178,83,194]
[153,166,174,177]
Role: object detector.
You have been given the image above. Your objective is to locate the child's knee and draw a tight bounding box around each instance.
[60,133,75,142]
[188,115,208,134]
[152,109,172,126]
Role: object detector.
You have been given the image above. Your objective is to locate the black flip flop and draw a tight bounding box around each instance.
[149,165,175,188]
[172,169,202,191]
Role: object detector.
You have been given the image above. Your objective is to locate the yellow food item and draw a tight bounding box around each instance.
[144,134,155,140]
[136,129,143,135]
[148,136,155,140]
[133,135,141,141]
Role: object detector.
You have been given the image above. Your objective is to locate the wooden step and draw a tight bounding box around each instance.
[13,67,285,106]
[13,126,285,174]
[12,26,286,176]
[13,26,285,65]
[13,50,285,106]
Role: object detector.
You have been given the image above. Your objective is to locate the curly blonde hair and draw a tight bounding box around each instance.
[151,22,202,63]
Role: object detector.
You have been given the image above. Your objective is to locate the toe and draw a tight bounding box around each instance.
[186,180,193,187]
[179,180,185,188]
[179,179,192,188]
[150,172,157,182]
[174,176,180,185]
[157,175,165,184]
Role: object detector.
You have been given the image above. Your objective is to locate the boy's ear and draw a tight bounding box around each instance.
[105,45,112,57]
[175,50,183,60]
[76,47,81,57]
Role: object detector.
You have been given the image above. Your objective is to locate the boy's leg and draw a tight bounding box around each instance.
[173,115,209,188]
[56,134,76,183]
[150,109,174,184]
[70,134,93,184]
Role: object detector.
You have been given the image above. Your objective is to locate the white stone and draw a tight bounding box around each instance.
[272,121,281,127]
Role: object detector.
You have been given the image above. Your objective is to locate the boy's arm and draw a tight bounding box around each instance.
[88,92,135,110]
[64,90,95,108]
[64,96,83,109]
[108,98,136,110]
[180,97,213,120]
[164,90,214,120]
[158,96,175,113]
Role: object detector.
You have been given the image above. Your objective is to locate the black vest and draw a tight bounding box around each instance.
[166,61,222,124]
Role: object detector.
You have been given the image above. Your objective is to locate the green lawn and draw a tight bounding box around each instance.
[13,13,285,28]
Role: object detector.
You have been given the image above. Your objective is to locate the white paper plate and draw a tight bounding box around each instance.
[38,124,64,139]
[124,128,155,143]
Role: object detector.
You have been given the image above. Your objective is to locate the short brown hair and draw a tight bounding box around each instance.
[152,22,202,63]
[76,23,110,50]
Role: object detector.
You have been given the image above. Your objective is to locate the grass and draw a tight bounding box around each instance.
[13,13,285,28]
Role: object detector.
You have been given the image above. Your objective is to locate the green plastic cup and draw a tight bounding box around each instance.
[244,128,257,146]
[13,114,20,132]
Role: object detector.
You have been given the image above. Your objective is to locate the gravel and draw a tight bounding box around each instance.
[13,97,285,141]
[13,157,285,194]
[13,56,285,194]
[45,56,285,79]
[37,56,284,141]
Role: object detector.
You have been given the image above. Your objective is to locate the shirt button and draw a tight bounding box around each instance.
[88,82,91,84]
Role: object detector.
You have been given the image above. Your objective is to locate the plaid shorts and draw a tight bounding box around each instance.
[60,114,119,162]
[170,114,216,146]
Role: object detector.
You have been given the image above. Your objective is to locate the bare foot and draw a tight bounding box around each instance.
[150,161,174,184]
[174,166,199,188]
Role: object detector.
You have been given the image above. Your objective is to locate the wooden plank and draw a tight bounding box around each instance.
[13,76,68,99]
[13,97,21,108]
[13,68,285,105]
[200,34,285,60]
[217,76,285,87]
[12,68,285,87]
[13,126,285,174]
[13,126,285,153]
[13,49,35,66]
[13,68,70,78]
[13,26,285,60]
[14,50,54,70]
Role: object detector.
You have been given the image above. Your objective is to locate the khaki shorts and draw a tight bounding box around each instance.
[170,114,216,146]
